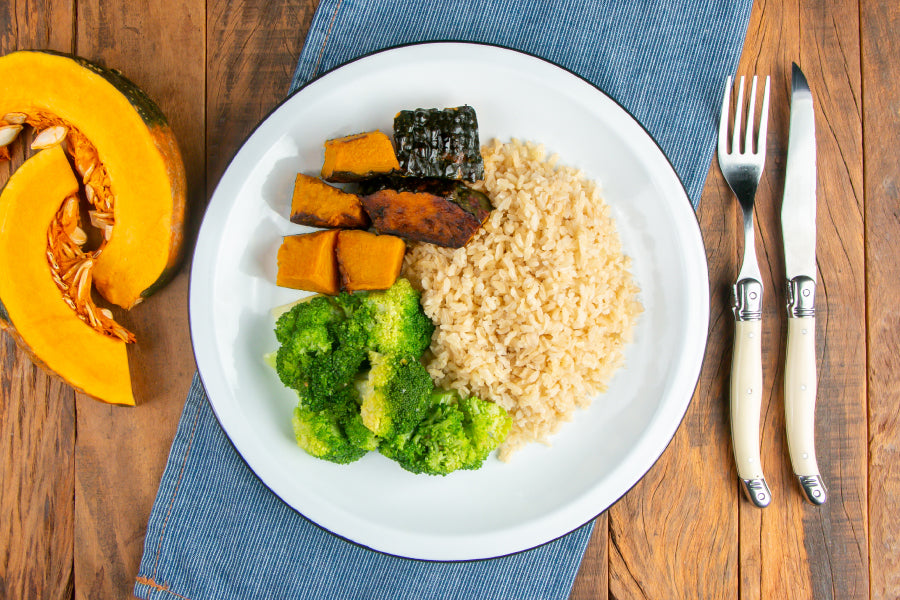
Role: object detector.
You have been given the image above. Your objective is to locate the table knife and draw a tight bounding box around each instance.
[781,63,827,505]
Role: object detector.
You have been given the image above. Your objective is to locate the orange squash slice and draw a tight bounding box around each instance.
[0,146,134,405]
[0,50,187,310]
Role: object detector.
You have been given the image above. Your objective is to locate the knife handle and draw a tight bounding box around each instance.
[730,278,771,508]
[784,277,826,505]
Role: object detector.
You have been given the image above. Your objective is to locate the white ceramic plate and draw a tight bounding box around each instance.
[190,42,709,561]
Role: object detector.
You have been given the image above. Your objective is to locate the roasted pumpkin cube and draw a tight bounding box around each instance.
[335,230,405,292]
[360,176,493,248]
[321,131,400,182]
[276,230,340,295]
[393,106,484,182]
[289,173,369,229]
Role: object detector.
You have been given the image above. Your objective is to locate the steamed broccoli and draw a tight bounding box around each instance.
[274,295,343,347]
[273,295,368,410]
[379,389,512,476]
[459,394,513,462]
[272,280,511,473]
[357,351,435,438]
[379,403,470,475]
[273,296,340,393]
[273,280,432,410]
[358,278,434,356]
[291,386,375,464]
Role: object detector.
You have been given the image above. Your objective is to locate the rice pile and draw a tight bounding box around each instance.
[401,139,641,459]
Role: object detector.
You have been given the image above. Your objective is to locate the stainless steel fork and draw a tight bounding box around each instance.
[718,75,771,508]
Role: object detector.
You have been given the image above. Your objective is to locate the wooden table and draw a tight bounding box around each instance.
[0,1,894,598]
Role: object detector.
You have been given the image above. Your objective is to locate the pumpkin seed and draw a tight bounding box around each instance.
[109,322,136,344]
[81,162,96,181]
[3,112,26,125]
[61,260,83,282]
[0,124,23,146]
[84,184,95,203]
[100,308,114,319]
[74,261,92,304]
[84,304,100,327]
[62,196,80,222]
[88,210,113,228]
[30,125,67,150]
[46,250,60,271]
[69,226,87,246]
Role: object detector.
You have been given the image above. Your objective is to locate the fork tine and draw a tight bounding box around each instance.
[757,76,771,157]
[732,76,745,155]
[745,76,758,154]
[719,76,732,155]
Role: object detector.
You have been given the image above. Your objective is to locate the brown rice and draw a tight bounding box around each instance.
[401,139,641,459]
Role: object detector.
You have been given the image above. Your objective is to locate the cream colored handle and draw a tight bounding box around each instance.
[730,320,765,482]
[785,317,819,476]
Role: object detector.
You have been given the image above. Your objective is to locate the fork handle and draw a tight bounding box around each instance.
[731,279,771,507]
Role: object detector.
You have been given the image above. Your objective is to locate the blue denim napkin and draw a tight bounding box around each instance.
[135,2,752,599]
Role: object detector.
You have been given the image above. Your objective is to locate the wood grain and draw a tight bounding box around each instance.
[0,0,892,597]
[69,1,204,598]
[0,2,76,599]
[570,515,608,600]
[736,4,813,598]
[206,0,318,188]
[736,0,869,599]
[861,0,900,597]
[0,336,76,600]
[604,171,740,600]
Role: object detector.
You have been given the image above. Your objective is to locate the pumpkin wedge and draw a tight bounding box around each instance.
[0,50,187,309]
[0,146,135,405]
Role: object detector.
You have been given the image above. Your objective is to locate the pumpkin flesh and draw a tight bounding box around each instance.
[0,50,187,309]
[0,146,134,406]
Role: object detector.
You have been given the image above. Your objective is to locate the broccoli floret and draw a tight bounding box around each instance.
[274,342,314,391]
[360,279,434,356]
[379,389,512,475]
[380,403,470,475]
[331,290,366,318]
[357,351,434,438]
[272,280,468,471]
[291,386,373,464]
[292,406,367,464]
[274,295,343,346]
[273,295,368,411]
[343,409,380,452]
[459,395,512,469]
[330,318,368,387]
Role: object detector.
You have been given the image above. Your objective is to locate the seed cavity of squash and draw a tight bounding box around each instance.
[5,111,134,344]
[47,202,135,343]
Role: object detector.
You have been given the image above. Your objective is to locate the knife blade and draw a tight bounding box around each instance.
[781,63,826,505]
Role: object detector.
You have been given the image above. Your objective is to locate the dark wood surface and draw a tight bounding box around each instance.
[0,0,893,598]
